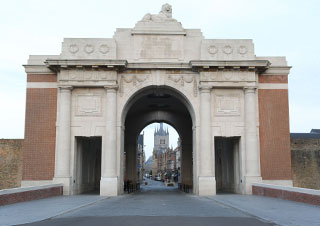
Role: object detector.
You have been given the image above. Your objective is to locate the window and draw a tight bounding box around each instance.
[160,139,165,144]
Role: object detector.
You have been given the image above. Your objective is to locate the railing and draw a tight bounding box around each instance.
[124,181,140,194]
[178,183,192,193]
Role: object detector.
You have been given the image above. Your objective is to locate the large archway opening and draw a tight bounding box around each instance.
[121,86,194,194]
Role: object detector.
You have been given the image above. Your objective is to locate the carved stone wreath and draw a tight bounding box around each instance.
[223,45,233,55]
[167,74,198,97]
[84,44,95,54]
[69,44,79,54]
[119,74,149,96]
[99,44,110,54]
[208,45,218,55]
[238,46,247,55]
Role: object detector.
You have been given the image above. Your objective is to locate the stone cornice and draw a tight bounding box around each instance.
[22,59,280,75]
[131,30,186,35]
[127,62,190,69]
[44,59,128,72]
[104,85,119,90]
[24,65,56,74]
[261,66,292,75]
[41,60,273,73]
[198,85,212,93]
[128,61,270,71]
[190,60,270,73]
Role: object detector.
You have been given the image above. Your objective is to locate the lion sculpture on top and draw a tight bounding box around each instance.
[142,4,177,22]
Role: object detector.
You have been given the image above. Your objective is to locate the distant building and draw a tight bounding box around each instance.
[152,123,169,177]
[137,133,145,183]
[144,156,152,175]
[151,124,182,181]
[174,138,181,170]
[310,129,320,134]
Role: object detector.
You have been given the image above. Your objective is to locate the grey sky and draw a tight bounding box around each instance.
[141,123,179,159]
[0,0,319,158]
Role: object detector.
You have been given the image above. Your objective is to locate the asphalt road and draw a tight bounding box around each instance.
[20,216,273,226]
[19,179,274,226]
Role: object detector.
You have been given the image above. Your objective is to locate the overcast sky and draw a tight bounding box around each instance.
[0,0,319,158]
[140,123,179,160]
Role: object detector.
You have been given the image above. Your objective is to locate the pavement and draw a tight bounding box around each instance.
[0,194,107,226]
[0,179,319,226]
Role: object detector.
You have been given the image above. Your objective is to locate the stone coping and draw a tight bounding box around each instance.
[0,184,63,195]
[253,183,320,196]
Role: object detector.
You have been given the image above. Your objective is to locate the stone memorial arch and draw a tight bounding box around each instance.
[22,4,293,196]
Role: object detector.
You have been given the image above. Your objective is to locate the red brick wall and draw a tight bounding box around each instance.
[258,75,288,83]
[23,74,57,180]
[258,75,292,180]
[27,74,57,82]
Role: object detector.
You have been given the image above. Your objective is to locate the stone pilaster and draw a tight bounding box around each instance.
[100,85,118,196]
[198,85,216,196]
[244,87,262,194]
[53,86,72,195]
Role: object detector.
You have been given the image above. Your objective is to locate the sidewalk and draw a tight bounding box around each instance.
[210,194,320,226]
[0,195,107,226]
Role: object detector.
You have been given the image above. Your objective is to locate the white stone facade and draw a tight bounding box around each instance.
[23,4,291,196]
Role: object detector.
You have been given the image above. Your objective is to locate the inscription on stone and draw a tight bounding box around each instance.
[76,94,102,116]
[135,35,183,59]
[215,95,240,116]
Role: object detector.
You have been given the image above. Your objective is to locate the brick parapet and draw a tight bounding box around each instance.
[252,183,320,206]
[0,184,63,206]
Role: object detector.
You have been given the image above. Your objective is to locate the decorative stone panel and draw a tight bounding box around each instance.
[76,94,102,116]
[119,73,150,96]
[211,89,244,137]
[133,35,184,60]
[59,70,117,81]
[167,72,198,97]
[201,39,255,61]
[215,95,240,116]
[200,71,256,82]
[72,88,106,120]
[59,70,117,87]
[61,38,116,59]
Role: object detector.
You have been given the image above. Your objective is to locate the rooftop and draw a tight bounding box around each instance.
[290,129,320,139]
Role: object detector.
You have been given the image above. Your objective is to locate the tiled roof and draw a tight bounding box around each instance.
[290,133,320,139]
